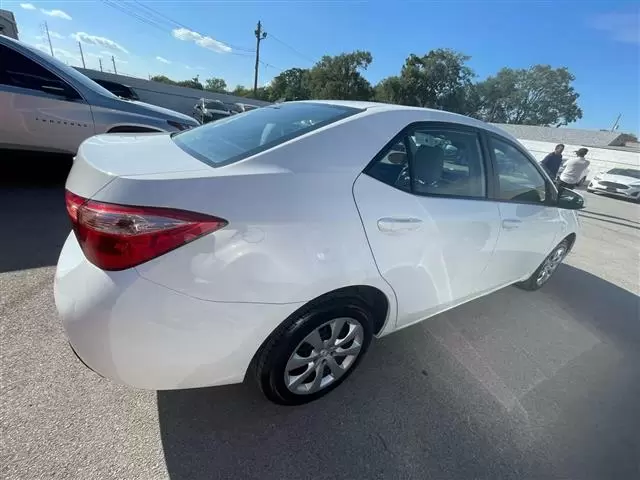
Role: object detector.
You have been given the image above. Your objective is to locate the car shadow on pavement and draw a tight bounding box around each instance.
[0,152,72,273]
[157,265,639,480]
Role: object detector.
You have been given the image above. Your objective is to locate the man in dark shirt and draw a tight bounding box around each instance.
[540,144,565,178]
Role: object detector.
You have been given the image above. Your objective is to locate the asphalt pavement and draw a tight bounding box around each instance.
[1,159,639,479]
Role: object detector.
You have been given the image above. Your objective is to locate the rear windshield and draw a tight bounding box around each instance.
[173,102,361,167]
[607,168,640,179]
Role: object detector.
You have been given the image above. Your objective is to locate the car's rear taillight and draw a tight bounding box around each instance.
[65,190,227,271]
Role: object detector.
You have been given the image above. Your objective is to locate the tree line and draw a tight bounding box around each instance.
[151,48,584,127]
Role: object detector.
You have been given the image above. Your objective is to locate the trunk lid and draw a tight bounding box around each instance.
[66,133,211,198]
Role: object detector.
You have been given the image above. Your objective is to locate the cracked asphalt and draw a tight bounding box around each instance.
[1,157,639,479]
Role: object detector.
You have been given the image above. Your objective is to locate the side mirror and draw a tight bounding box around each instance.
[557,187,585,210]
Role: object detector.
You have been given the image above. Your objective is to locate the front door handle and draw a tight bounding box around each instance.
[377,217,423,233]
[502,219,522,230]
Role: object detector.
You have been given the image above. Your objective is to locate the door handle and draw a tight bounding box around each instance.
[377,217,423,233]
[502,219,522,230]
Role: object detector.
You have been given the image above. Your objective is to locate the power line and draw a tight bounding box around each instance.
[268,32,317,65]
[130,0,255,53]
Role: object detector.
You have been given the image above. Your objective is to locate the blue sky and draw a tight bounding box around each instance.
[5,0,639,133]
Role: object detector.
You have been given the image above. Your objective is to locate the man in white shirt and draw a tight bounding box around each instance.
[559,148,590,189]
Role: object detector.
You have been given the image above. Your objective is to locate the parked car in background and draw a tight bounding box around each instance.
[193,98,233,123]
[193,98,262,123]
[587,167,640,202]
[55,101,583,406]
[90,78,140,101]
[0,36,198,156]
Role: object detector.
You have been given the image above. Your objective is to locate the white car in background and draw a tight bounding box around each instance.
[587,168,640,202]
[55,101,583,405]
[0,36,198,156]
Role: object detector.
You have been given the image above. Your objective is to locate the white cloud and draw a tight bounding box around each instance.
[156,56,171,64]
[72,32,129,54]
[20,3,37,10]
[590,12,640,44]
[41,9,72,20]
[171,27,232,53]
[45,31,64,39]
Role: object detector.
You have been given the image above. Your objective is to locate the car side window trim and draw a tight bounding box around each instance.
[363,121,493,202]
[0,45,86,103]
[485,133,558,206]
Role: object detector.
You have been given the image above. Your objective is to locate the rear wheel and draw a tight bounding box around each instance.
[517,239,570,291]
[255,299,373,405]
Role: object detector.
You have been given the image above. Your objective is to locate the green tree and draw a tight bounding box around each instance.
[232,84,251,97]
[231,84,271,100]
[396,49,476,114]
[176,75,204,90]
[476,66,583,126]
[307,51,374,100]
[374,76,405,104]
[204,77,227,93]
[150,75,177,86]
[269,68,311,101]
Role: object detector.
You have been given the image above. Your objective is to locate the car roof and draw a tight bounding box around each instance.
[291,100,521,144]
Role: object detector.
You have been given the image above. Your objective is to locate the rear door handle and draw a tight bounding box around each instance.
[502,219,522,230]
[377,217,423,233]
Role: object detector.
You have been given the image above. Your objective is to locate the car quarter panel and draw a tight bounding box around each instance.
[54,233,305,389]
[88,111,412,319]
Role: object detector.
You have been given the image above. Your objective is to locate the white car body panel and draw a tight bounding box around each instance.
[353,173,502,326]
[54,233,304,389]
[55,101,580,390]
[483,203,564,287]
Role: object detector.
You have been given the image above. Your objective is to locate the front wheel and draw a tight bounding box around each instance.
[516,239,570,291]
[255,299,373,405]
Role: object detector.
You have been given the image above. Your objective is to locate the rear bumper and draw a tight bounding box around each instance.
[54,233,303,390]
[587,180,640,200]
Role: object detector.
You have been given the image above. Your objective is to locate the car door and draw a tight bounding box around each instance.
[0,43,95,154]
[482,135,564,287]
[353,123,502,328]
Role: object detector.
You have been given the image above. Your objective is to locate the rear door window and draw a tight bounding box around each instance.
[173,102,361,167]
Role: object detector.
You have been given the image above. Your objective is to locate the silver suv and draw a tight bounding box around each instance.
[0,36,199,155]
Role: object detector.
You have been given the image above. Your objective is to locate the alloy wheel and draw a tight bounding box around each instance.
[536,246,566,286]
[284,317,364,395]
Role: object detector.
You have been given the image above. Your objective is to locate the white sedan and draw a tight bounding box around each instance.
[55,101,583,405]
[587,168,640,202]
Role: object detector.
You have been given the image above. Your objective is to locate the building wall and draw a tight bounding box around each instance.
[0,9,19,40]
[520,139,640,180]
[75,68,270,118]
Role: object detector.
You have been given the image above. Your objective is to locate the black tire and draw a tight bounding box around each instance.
[516,239,570,291]
[255,298,373,405]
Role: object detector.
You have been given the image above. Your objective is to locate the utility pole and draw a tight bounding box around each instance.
[611,113,622,132]
[253,20,267,96]
[99,58,103,72]
[78,41,86,68]
[44,21,54,57]
[111,56,118,75]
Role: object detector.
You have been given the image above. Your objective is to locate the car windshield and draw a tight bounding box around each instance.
[173,102,361,167]
[607,168,640,179]
[21,42,117,99]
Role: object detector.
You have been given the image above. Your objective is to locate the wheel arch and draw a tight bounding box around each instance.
[248,285,391,375]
